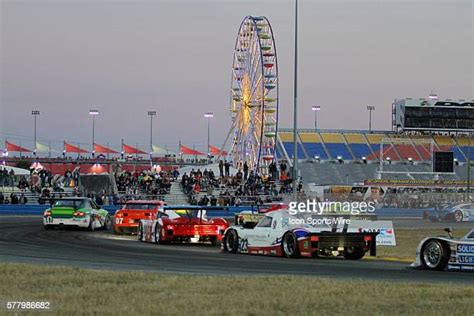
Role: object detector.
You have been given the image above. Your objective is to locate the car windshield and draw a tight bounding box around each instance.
[161,210,181,220]
[53,200,86,208]
[124,203,158,210]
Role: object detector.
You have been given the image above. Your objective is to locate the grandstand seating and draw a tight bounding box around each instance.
[278,132,305,159]
[277,130,474,163]
[299,132,328,159]
[344,133,373,159]
[299,161,470,186]
[282,142,305,159]
[456,137,474,160]
[320,133,352,160]
[394,144,421,161]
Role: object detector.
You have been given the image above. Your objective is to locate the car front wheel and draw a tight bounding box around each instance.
[223,230,239,253]
[421,239,450,270]
[137,223,144,241]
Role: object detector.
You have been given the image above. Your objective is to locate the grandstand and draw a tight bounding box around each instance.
[276,126,474,185]
[277,129,473,164]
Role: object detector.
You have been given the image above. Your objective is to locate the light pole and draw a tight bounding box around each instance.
[89,109,99,157]
[32,110,40,156]
[311,105,320,132]
[148,111,157,154]
[292,0,299,201]
[204,112,214,159]
[367,105,375,133]
[468,131,472,200]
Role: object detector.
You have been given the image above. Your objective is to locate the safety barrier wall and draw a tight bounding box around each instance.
[0,204,258,217]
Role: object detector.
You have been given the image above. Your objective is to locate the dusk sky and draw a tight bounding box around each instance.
[1,0,472,153]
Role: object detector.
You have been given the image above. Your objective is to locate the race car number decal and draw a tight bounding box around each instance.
[45,216,53,223]
[115,218,123,225]
[239,238,248,252]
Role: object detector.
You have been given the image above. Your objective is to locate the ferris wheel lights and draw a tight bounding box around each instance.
[230,16,278,173]
[264,97,277,102]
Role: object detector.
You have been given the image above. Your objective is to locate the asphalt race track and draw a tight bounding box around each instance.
[0,216,473,283]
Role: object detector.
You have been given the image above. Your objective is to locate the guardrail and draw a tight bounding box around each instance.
[0,204,259,217]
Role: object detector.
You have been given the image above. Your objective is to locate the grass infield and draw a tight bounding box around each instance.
[0,263,473,315]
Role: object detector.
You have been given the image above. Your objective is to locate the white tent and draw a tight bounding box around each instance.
[152,145,175,156]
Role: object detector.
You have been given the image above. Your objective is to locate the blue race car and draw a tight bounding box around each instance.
[426,203,474,222]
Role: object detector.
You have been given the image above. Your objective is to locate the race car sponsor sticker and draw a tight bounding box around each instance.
[348,220,396,246]
[457,244,474,254]
[457,256,474,264]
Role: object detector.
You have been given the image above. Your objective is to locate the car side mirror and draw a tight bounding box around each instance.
[444,227,453,239]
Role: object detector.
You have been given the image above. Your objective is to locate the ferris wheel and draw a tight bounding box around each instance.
[225,16,279,174]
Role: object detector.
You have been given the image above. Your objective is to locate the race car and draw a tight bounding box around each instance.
[411,228,474,271]
[113,200,166,234]
[425,203,474,222]
[138,206,229,245]
[223,209,378,259]
[43,197,111,231]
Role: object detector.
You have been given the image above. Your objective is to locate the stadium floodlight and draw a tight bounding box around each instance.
[148,111,157,155]
[428,93,438,100]
[89,109,99,155]
[367,106,375,132]
[32,110,40,153]
[204,112,214,159]
[311,105,321,131]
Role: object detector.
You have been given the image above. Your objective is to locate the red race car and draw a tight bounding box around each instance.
[114,200,166,234]
[138,206,229,245]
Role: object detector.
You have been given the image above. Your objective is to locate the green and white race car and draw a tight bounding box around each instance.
[43,197,111,231]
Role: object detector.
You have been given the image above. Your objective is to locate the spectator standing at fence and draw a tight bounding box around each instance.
[10,192,19,204]
[219,160,224,177]
[224,160,230,177]
[243,162,249,180]
[210,195,217,206]
[19,193,28,204]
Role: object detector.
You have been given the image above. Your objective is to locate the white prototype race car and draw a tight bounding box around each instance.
[223,209,382,259]
[411,228,474,271]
